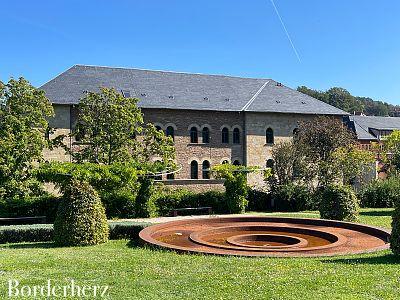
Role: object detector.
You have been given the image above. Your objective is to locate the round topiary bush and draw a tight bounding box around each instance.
[54,180,109,246]
[319,184,359,222]
[390,202,400,255]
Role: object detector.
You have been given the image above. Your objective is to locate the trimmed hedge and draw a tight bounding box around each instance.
[0,194,60,222]
[391,202,400,255]
[54,180,109,246]
[271,183,316,212]
[0,222,150,244]
[359,177,400,208]
[319,184,359,221]
[247,189,272,211]
[154,189,227,216]
[0,224,54,244]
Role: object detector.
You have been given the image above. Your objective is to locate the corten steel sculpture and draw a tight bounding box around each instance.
[139,216,390,257]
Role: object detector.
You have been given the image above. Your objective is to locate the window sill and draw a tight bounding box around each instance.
[264,143,274,146]
[188,143,211,146]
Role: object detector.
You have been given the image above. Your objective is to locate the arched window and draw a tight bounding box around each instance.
[233,160,241,166]
[190,161,198,179]
[221,127,229,143]
[266,159,274,168]
[202,160,211,179]
[266,128,274,144]
[202,127,210,143]
[166,126,174,140]
[190,127,198,143]
[233,128,240,144]
[155,125,162,131]
[293,128,299,138]
[222,160,229,165]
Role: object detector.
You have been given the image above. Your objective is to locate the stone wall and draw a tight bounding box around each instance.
[244,112,336,186]
[142,108,245,180]
[43,104,71,162]
[161,179,225,193]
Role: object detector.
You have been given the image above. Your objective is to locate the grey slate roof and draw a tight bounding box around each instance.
[348,115,400,140]
[40,65,347,115]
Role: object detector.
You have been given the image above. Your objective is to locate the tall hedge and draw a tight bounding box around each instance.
[390,201,400,255]
[359,177,400,208]
[319,184,359,222]
[54,180,109,246]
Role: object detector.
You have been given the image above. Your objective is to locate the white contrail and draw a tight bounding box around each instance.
[270,0,301,63]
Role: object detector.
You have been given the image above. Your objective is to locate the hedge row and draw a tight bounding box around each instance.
[0,222,150,244]
[359,177,400,208]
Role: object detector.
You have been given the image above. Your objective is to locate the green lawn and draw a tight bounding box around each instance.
[0,208,399,299]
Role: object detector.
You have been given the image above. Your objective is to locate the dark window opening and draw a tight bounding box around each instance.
[222,127,229,143]
[293,128,299,136]
[202,160,211,179]
[166,126,174,140]
[190,161,198,179]
[202,127,210,143]
[233,128,240,144]
[266,159,274,168]
[190,127,198,143]
[222,160,229,165]
[167,172,175,180]
[266,128,274,144]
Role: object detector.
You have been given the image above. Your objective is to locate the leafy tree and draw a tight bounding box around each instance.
[326,87,363,113]
[72,87,175,171]
[0,78,54,201]
[330,144,374,185]
[298,85,399,116]
[270,117,372,188]
[212,164,263,213]
[381,130,400,174]
[297,116,355,161]
[270,140,315,185]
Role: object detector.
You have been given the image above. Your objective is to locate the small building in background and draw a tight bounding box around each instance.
[344,115,400,180]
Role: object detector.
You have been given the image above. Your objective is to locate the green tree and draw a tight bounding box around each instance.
[0,78,54,201]
[330,144,375,185]
[212,164,264,213]
[381,130,400,174]
[297,116,355,161]
[72,87,175,171]
[270,140,315,185]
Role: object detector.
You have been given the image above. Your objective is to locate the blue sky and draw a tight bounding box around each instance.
[1,0,400,104]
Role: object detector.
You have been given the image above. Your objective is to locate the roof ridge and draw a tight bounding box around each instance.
[73,64,271,81]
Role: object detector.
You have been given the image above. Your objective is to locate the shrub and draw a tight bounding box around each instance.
[0,224,53,244]
[108,222,150,240]
[135,178,158,218]
[391,202,400,255]
[319,184,359,221]
[0,222,150,244]
[212,164,253,214]
[54,180,109,246]
[0,194,60,223]
[102,190,136,219]
[247,189,272,212]
[154,189,227,216]
[36,162,140,219]
[359,177,400,208]
[271,183,316,212]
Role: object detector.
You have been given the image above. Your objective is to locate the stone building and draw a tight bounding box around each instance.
[41,65,347,190]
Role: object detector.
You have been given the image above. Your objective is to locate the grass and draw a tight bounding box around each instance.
[0,208,399,299]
